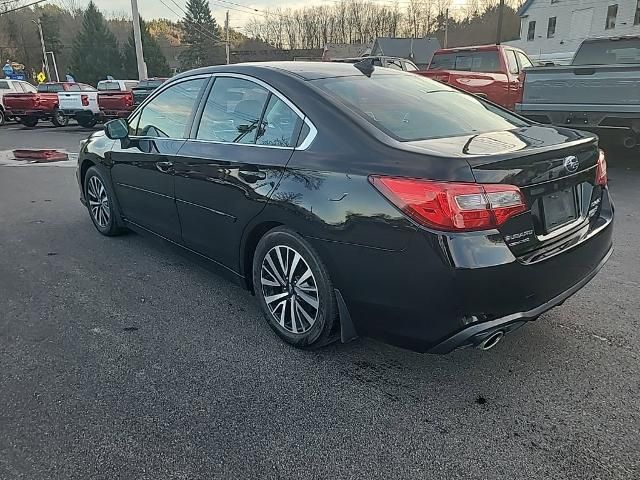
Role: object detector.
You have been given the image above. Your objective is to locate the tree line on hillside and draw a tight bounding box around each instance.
[246,0,524,49]
[0,0,226,85]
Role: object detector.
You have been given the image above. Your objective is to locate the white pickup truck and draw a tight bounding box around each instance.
[57,83,100,128]
[0,79,37,126]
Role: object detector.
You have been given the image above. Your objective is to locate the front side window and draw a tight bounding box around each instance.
[313,73,528,142]
[505,50,519,74]
[135,78,206,138]
[547,16,557,38]
[256,96,303,147]
[606,4,618,30]
[527,21,536,41]
[197,77,269,144]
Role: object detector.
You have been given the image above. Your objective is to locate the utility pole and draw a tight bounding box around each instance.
[225,10,230,65]
[33,19,50,81]
[444,8,449,49]
[496,0,505,45]
[131,0,147,80]
[47,51,60,82]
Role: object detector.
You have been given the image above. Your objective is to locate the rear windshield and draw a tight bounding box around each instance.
[573,38,640,65]
[137,79,165,88]
[98,81,126,91]
[37,84,78,93]
[312,73,528,142]
[430,51,501,73]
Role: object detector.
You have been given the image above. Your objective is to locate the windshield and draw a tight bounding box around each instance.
[573,38,640,65]
[312,73,528,141]
[429,51,501,73]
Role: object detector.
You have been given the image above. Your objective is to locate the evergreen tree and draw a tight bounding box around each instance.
[70,1,122,85]
[40,12,62,54]
[123,19,171,79]
[179,0,224,70]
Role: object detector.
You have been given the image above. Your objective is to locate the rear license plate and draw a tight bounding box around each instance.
[542,187,578,232]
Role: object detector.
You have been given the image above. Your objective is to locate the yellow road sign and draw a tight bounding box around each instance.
[36,72,46,83]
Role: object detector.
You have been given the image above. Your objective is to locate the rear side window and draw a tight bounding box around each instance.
[197,77,269,144]
[135,78,206,138]
[256,96,302,147]
[430,51,501,73]
[0,81,9,90]
[22,83,37,93]
[313,73,528,142]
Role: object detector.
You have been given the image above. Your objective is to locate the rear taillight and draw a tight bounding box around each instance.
[125,91,134,107]
[369,176,527,232]
[81,94,89,106]
[595,149,607,186]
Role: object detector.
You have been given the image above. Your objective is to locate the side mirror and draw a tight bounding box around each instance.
[104,118,129,140]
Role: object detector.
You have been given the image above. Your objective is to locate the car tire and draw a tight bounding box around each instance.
[84,166,125,236]
[20,117,38,128]
[0,109,5,127]
[51,109,69,127]
[252,227,339,349]
[77,116,97,128]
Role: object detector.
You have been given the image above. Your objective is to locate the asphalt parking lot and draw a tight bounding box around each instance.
[0,124,638,479]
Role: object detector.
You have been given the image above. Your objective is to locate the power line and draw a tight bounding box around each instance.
[0,0,49,15]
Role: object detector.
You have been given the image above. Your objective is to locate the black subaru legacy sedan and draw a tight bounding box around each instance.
[76,62,613,354]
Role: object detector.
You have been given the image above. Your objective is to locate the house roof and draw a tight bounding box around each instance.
[323,43,369,61]
[370,37,441,65]
[517,0,535,17]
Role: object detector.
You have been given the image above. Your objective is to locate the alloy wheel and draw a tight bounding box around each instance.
[260,245,319,334]
[87,176,110,229]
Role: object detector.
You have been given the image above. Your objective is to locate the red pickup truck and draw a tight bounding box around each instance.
[97,79,139,120]
[416,45,534,111]
[3,82,81,127]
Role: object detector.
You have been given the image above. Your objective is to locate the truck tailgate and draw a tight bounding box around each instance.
[521,65,640,109]
[58,92,84,110]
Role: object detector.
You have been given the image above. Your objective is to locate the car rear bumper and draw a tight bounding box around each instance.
[6,110,50,118]
[314,189,614,353]
[62,109,98,118]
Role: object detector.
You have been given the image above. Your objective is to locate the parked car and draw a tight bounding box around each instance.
[332,55,419,71]
[97,79,139,120]
[77,62,613,354]
[0,79,37,126]
[516,36,640,148]
[132,78,168,106]
[2,82,79,127]
[58,83,101,128]
[416,44,534,110]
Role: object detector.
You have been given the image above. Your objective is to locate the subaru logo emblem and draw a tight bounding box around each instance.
[564,155,579,173]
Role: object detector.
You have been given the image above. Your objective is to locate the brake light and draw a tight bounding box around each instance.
[595,149,607,186]
[81,94,89,106]
[369,177,527,232]
[125,91,134,107]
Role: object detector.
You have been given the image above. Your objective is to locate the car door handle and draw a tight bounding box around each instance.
[238,169,266,183]
[156,161,174,173]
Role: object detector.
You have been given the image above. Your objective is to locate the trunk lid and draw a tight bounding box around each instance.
[409,125,602,256]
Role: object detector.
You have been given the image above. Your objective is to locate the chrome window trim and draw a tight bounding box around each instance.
[125,72,318,150]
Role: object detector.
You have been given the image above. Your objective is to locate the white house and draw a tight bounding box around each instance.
[509,0,640,61]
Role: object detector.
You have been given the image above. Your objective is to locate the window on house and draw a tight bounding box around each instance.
[635,0,640,25]
[605,4,618,30]
[527,21,536,41]
[547,17,557,38]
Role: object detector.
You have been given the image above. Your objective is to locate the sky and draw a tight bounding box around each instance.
[72,0,471,31]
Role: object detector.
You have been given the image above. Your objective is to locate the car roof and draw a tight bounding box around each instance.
[176,61,402,81]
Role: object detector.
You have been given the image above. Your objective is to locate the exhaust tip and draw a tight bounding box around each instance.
[478,331,504,351]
